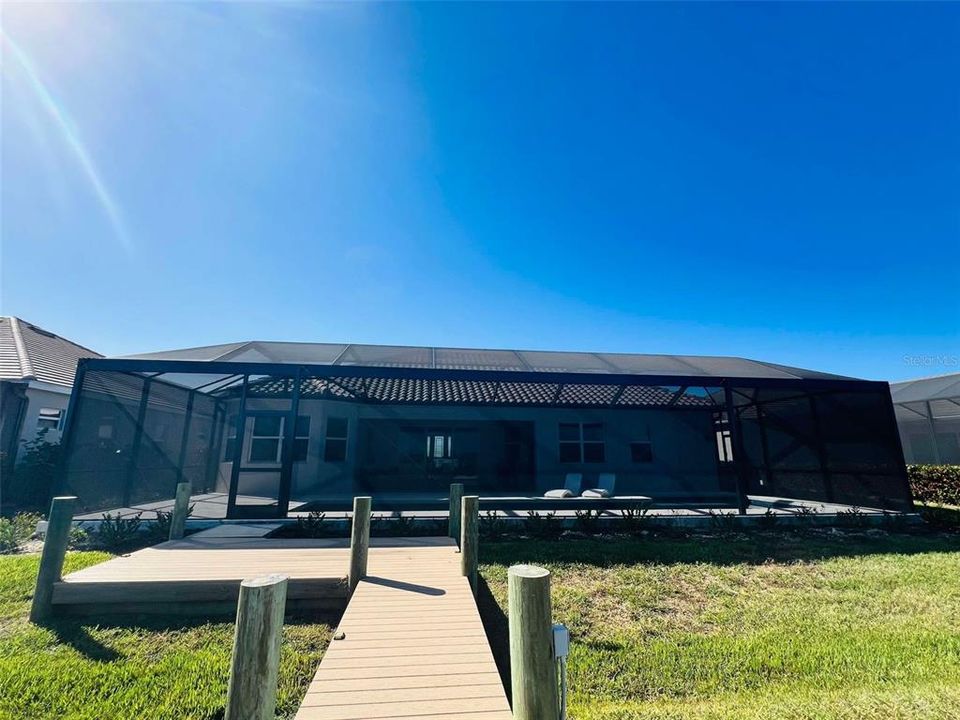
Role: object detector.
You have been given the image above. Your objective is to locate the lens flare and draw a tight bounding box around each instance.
[2,29,130,251]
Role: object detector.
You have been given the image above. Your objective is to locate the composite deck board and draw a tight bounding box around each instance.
[295,538,511,720]
[55,533,510,718]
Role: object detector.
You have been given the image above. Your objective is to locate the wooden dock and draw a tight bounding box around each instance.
[55,533,512,718]
[296,537,511,720]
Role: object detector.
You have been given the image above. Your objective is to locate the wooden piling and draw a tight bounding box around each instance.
[168,482,192,541]
[224,574,289,720]
[460,495,479,594]
[508,564,559,720]
[348,496,372,593]
[30,496,77,622]
[448,482,464,542]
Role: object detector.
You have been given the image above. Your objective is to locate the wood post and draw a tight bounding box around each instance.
[168,482,192,541]
[30,496,77,622]
[460,495,479,594]
[508,564,559,720]
[448,482,464,543]
[224,574,289,720]
[348,496,372,593]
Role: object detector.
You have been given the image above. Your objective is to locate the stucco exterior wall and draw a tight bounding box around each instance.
[217,398,722,500]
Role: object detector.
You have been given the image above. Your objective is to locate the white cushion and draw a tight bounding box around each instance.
[544,489,574,498]
[581,488,610,498]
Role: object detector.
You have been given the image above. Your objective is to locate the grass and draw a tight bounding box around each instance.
[0,552,332,720]
[1,529,958,719]
[479,530,960,720]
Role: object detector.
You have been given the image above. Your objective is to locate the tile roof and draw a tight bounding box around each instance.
[0,317,102,388]
[235,375,721,408]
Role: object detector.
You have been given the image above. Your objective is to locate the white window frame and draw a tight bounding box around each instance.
[37,408,65,433]
[248,415,311,464]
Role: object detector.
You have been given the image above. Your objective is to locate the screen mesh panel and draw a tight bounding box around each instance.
[59,362,909,518]
[63,370,228,515]
[732,386,911,510]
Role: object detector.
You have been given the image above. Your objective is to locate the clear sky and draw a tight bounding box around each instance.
[2,2,957,381]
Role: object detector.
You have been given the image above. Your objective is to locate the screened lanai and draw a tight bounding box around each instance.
[892,372,960,464]
[57,342,913,519]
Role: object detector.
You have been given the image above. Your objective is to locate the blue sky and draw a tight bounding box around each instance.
[2,2,957,381]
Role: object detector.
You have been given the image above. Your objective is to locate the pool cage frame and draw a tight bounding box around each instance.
[57,357,914,519]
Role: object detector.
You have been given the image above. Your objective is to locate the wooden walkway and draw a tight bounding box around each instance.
[296,537,511,720]
[55,532,511,718]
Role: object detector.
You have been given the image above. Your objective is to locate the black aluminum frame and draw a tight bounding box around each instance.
[58,357,910,518]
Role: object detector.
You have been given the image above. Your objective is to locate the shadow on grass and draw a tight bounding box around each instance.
[39,620,122,662]
[41,607,343,650]
[476,575,511,704]
[479,527,960,569]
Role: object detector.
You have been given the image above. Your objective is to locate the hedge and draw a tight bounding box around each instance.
[908,464,960,506]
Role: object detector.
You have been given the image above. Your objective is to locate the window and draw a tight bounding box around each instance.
[250,416,283,462]
[98,417,114,440]
[37,408,64,432]
[630,441,653,463]
[324,417,348,462]
[224,415,238,460]
[558,422,605,463]
[248,415,311,463]
[715,412,734,463]
[427,434,452,459]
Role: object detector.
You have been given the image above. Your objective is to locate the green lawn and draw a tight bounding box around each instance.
[1,531,958,719]
[479,531,960,720]
[0,552,332,720]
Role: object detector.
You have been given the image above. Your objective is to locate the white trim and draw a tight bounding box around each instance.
[9,317,35,379]
[26,379,72,395]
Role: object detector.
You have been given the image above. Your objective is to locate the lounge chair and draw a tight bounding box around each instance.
[544,473,582,498]
[582,473,616,498]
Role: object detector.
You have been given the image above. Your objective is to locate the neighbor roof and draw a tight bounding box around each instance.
[890,372,960,404]
[0,317,102,388]
[123,340,853,381]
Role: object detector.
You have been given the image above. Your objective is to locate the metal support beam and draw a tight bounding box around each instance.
[724,385,750,515]
[808,394,835,503]
[226,375,249,518]
[276,367,303,516]
[54,361,87,498]
[176,391,196,487]
[925,401,942,464]
[122,379,152,508]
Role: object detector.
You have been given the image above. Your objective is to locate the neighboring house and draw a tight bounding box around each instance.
[0,317,102,470]
[891,372,960,464]
[59,340,911,519]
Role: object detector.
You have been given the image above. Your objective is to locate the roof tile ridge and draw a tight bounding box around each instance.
[9,317,35,380]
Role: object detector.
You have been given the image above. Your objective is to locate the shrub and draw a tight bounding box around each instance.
[479,510,506,541]
[96,513,143,549]
[0,512,42,554]
[573,509,602,534]
[836,506,869,528]
[68,525,90,549]
[708,509,739,533]
[524,511,562,539]
[3,437,62,513]
[620,504,650,534]
[909,465,960,506]
[758,508,779,530]
[294,511,334,538]
[372,514,419,537]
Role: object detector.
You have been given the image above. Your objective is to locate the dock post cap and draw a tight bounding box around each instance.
[508,564,550,579]
[241,574,289,588]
